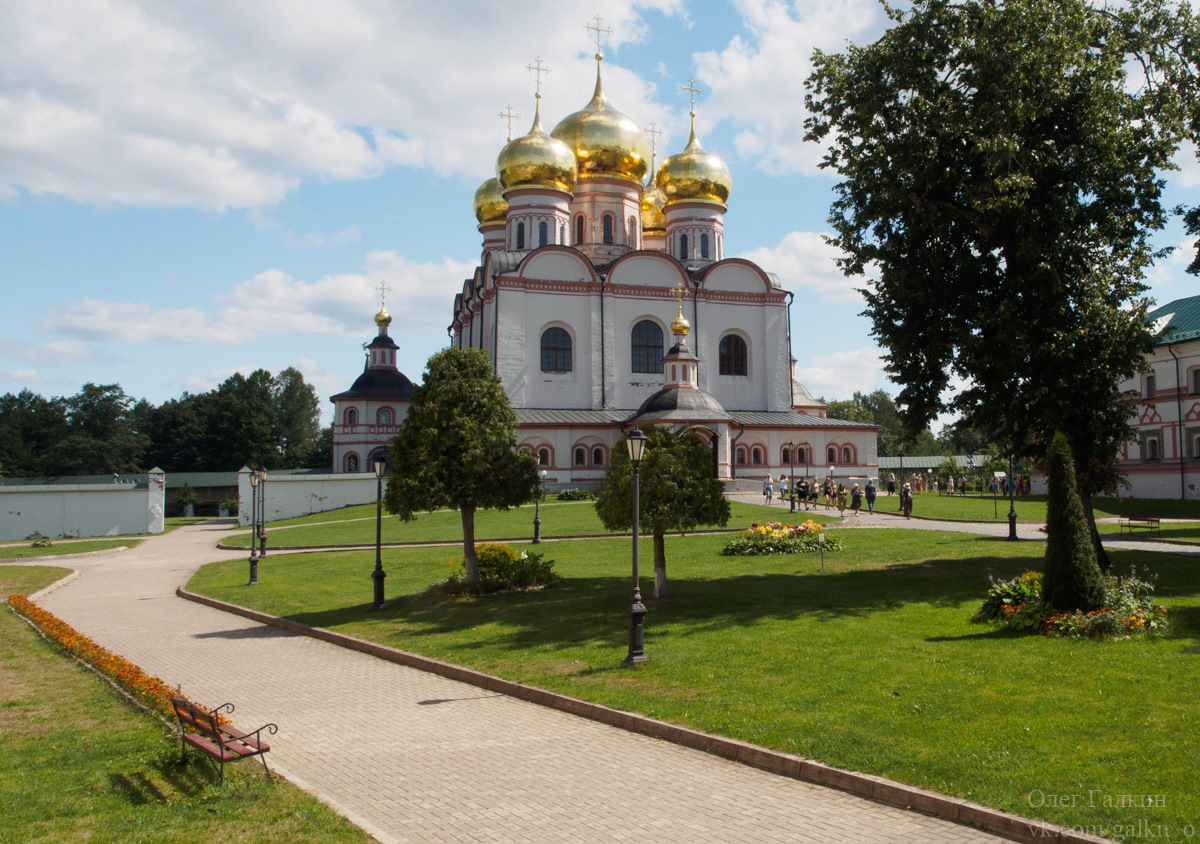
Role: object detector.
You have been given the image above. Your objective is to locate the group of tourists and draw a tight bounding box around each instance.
[762,474,878,517]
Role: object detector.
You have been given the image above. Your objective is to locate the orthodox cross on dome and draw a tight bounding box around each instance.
[645,121,664,170]
[526,57,551,99]
[585,14,612,60]
[681,78,703,118]
[671,280,688,311]
[375,280,392,310]
[498,104,521,141]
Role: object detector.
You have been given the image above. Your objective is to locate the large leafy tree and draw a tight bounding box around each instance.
[43,383,149,475]
[806,0,1200,563]
[0,390,70,476]
[594,426,731,599]
[384,347,539,584]
[273,366,322,466]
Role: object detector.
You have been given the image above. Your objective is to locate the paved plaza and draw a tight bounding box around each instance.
[16,508,1189,843]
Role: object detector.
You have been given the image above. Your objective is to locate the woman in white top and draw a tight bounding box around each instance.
[763,473,774,504]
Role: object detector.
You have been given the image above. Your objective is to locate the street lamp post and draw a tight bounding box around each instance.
[967,455,975,497]
[247,472,259,585]
[1008,453,1018,540]
[788,441,797,513]
[373,459,387,609]
[898,449,905,509]
[257,467,268,559]
[625,428,648,664]
[533,470,546,544]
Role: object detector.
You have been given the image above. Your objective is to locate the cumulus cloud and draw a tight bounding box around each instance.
[795,346,885,398]
[693,0,890,176]
[738,230,865,303]
[0,0,684,209]
[35,300,245,344]
[0,369,46,385]
[0,338,106,365]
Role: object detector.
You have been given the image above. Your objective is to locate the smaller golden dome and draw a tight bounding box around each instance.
[641,178,666,232]
[496,98,578,194]
[671,301,690,336]
[657,119,732,207]
[375,307,392,327]
[472,177,508,226]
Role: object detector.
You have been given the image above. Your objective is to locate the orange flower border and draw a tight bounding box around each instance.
[7,594,221,724]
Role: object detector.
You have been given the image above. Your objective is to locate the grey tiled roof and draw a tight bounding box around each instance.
[515,408,630,426]
[729,411,880,430]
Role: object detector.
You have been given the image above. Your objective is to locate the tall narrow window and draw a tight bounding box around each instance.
[538,447,550,466]
[718,334,748,376]
[345,408,358,425]
[347,454,359,472]
[603,213,614,244]
[540,327,572,371]
[516,222,525,250]
[781,446,791,465]
[751,447,763,466]
[379,408,392,425]
[592,446,604,466]
[842,446,853,463]
[1146,438,1160,461]
[735,447,746,465]
[628,216,637,245]
[560,223,565,245]
[828,446,837,463]
[1145,374,1156,398]
[538,221,548,247]
[575,215,584,244]
[574,447,586,466]
[700,233,709,258]
[631,320,664,374]
[680,234,689,259]
[1192,368,1200,395]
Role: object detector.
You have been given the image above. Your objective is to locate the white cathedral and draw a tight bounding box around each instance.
[332,50,879,488]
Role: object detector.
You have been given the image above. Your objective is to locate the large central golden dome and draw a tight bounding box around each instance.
[551,59,651,184]
[657,120,732,207]
[496,99,578,194]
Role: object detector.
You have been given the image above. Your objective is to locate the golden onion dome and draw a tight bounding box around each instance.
[375,306,392,327]
[472,176,508,226]
[671,310,691,336]
[551,58,651,184]
[496,98,578,194]
[657,119,732,207]
[641,177,666,231]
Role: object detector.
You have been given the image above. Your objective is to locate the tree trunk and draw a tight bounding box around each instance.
[652,530,668,599]
[1080,492,1111,572]
[461,505,480,583]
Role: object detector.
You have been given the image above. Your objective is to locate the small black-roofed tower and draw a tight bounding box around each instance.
[330,284,414,473]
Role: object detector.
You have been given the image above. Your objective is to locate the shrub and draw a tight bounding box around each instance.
[30,537,53,548]
[555,488,594,501]
[722,521,845,556]
[1042,431,1105,611]
[444,543,559,594]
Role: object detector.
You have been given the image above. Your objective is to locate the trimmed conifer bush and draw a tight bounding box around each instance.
[1041,432,1105,612]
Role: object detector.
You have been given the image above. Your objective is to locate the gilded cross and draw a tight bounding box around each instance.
[681,78,703,116]
[644,121,664,168]
[670,281,688,311]
[498,104,521,141]
[526,58,551,97]
[585,15,612,57]
[375,280,392,309]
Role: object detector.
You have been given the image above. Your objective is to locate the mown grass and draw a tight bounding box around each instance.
[0,540,140,560]
[1096,522,1200,543]
[0,567,372,844]
[223,499,827,548]
[879,492,1200,524]
[189,529,1200,840]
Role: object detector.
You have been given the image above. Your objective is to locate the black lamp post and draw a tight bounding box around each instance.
[967,455,975,497]
[788,441,797,512]
[257,467,268,559]
[898,448,904,509]
[533,469,546,544]
[247,471,259,585]
[373,458,387,608]
[625,427,648,664]
[1007,453,1018,540]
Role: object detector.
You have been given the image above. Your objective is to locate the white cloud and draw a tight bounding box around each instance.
[245,209,362,247]
[693,0,890,176]
[1172,141,1200,188]
[0,368,46,385]
[0,0,686,209]
[0,338,104,364]
[738,230,865,303]
[796,346,885,398]
[35,299,246,344]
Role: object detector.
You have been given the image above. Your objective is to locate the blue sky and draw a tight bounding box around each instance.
[2,0,1196,425]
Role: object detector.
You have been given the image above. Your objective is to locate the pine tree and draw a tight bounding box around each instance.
[1042,432,1105,612]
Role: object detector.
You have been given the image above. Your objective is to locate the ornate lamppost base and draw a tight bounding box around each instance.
[248,551,259,586]
[372,568,386,609]
[626,597,647,664]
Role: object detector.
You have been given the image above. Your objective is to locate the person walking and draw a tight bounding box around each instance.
[865,479,877,514]
[836,483,848,516]
[823,476,834,509]
[887,473,896,496]
[808,479,820,509]
[764,473,774,504]
[779,474,789,505]
[797,477,809,510]
[901,483,913,519]
[948,474,955,495]
[850,484,863,517]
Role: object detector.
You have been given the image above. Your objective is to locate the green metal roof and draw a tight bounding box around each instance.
[1149,294,1200,345]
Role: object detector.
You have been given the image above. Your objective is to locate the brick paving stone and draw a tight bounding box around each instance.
[28,521,1035,843]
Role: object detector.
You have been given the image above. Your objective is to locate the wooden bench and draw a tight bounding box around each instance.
[170,697,277,784]
[1118,514,1161,535]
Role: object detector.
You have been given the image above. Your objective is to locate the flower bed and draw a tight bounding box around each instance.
[722,521,845,556]
[7,594,213,721]
[971,568,1168,638]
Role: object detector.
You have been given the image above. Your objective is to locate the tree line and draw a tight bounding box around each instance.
[0,368,328,478]
[820,389,996,458]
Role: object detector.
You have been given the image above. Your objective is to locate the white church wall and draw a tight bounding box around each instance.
[521,250,593,281]
[0,474,165,540]
[495,287,531,407]
[522,293,596,408]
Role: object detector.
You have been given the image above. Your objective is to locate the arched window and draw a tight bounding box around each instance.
[379,408,392,425]
[1146,438,1160,461]
[538,221,548,247]
[700,233,709,258]
[575,215,584,244]
[1145,374,1156,399]
[1191,368,1200,395]
[628,216,637,246]
[603,213,614,244]
[719,334,748,376]
[842,445,853,463]
[828,446,838,463]
[516,221,525,250]
[735,447,746,466]
[592,446,605,466]
[574,447,587,466]
[680,233,689,259]
[346,454,359,473]
[797,446,807,465]
[560,223,565,245]
[631,320,664,373]
[781,446,791,465]
[345,408,358,425]
[751,446,763,466]
[541,327,572,372]
[537,447,550,467]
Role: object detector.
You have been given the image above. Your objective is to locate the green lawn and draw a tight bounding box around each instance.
[0,567,371,844]
[189,529,1200,840]
[0,540,140,560]
[223,499,826,548]
[1097,521,1200,543]
[888,492,1200,524]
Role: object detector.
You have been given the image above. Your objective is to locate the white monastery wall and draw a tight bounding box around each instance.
[0,473,165,540]
[237,470,382,527]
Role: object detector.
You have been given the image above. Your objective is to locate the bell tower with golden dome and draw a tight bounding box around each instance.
[656,80,731,266]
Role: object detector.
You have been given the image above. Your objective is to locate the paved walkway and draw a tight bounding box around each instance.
[14,520,1023,844]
